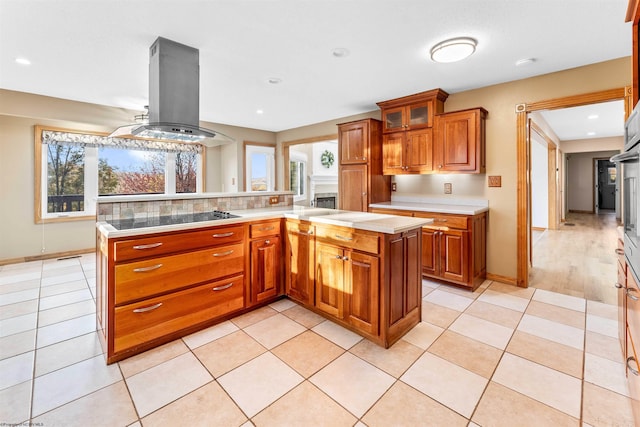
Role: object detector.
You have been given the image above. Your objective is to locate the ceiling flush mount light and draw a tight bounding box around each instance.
[332,48,350,58]
[256,109,264,115]
[430,37,477,63]
[515,58,536,67]
[15,57,31,65]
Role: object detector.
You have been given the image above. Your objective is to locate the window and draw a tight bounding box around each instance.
[289,153,307,202]
[245,143,275,192]
[35,127,203,222]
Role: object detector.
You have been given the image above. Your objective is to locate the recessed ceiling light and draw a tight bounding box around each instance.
[15,57,31,65]
[256,109,264,115]
[267,77,282,85]
[587,131,596,136]
[587,114,599,119]
[515,58,536,67]
[430,37,477,63]
[332,48,350,58]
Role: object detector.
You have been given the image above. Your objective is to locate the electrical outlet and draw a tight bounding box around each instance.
[488,176,502,187]
[269,196,279,205]
[391,182,397,192]
[444,183,452,194]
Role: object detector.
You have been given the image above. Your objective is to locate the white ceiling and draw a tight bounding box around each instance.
[539,100,626,141]
[0,0,631,133]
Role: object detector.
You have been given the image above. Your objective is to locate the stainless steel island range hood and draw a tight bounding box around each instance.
[110,37,232,146]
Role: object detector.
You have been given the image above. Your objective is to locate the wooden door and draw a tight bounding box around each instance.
[421,228,439,277]
[339,164,368,211]
[382,132,406,175]
[285,223,314,305]
[404,228,421,314]
[381,106,406,133]
[315,243,344,317]
[439,229,469,284]
[435,110,478,172]
[406,128,434,173]
[250,236,280,303]
[406,100,433,130]
[339,121,368,164]
[344,250,379,335]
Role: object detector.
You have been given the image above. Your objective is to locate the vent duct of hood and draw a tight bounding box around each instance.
[110,37,233,147]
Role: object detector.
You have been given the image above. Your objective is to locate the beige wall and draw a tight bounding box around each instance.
[0,90,275,261]
[0,57,631,273]
[277,57,631,280]
[566,150,620,212]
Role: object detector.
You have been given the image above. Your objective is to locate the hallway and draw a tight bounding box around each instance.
[530,212,619,305]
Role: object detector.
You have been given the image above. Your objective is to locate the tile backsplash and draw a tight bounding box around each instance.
[97,194,293,222]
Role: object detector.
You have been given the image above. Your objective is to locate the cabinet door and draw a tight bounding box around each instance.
[381,106,406,133]
[618,259,627,356]
[344,250,379,335]
[382,132,406,175]
[435,110,479,172]
[315,243,344,317]
[339,121,368,164]
[406,128,434,173]
[440,229,469,284]
[404,229,421,314]
[250,236,281,303]
[406,100,433,130]
[388,230,420,326]
[421,228,439,277]
[339,164,368,211]
[285,223,315,305]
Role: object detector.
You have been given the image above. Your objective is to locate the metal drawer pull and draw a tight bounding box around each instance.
[133,302,163,313]
[212,282,234,291]
[132,242,163,250]
[615,282,624,289]
[133,263,163,272]
[213,232,234,238]
[213,250,234,257]
[627,287,639,301]
[335,234,353,241]
[265,240,271,245]
[615,248,625,255]
[343,256,349,261]
[335,255,343,259]
[307,230,314,235]
[627,356,639,376]
[435,219,448,222]
[259,226,275,231]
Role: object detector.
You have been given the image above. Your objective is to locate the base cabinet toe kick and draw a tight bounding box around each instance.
[97,215,424,363]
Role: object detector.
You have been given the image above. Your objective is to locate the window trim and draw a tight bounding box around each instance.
[243,141,277,192]
[34,125,206,224]
[289,152,307,202]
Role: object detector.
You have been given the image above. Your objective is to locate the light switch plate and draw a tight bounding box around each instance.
[488,176,502,187]
[444,183,452,194]
[269,196,279,204]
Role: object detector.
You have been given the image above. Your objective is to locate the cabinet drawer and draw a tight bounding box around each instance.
[315,225,379,254]
[416,212,468,230]
[114,274,245,353]
[250,220,281,238]
[114,225,244,262]
[115,242,244,304]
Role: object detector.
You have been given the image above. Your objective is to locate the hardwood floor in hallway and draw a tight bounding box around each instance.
[530,212,620,305]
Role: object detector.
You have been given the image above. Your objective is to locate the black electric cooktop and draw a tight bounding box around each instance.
[107,210,240,230]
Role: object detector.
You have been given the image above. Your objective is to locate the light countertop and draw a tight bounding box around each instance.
[370,195,489,215]
[97,206,432,238]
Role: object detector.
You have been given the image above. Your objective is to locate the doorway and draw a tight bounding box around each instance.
[595,159,617,213]
[515,87,630,287]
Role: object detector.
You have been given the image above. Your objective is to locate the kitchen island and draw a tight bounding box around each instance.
[96,201,431,363]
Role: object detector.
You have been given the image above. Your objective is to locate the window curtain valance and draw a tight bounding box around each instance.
[41,130,203,154]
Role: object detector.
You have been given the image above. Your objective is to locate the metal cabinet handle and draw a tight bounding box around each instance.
[335,255,343,259]
[627,287,639,301]
[132,242,163,250]
[615,282,624,289]
[133,263,163,272]
[133,302,163,313]
[265,239,271,245]
[627,356,639,376]
[435,219,448,223]
[259,226,275,231]
[212,282,233,291]
[335,234,353,241]
[213,250,234,257]
[307,230,314,235]
[343,256,349,261]
[213,232,234,238]
[615,248,625,255]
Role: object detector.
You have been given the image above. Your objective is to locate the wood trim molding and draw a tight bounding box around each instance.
[486,273,517,286]
[242,141,278,192]
[0,248,93,266]
[516,87,630,288]
[281,133,338,192]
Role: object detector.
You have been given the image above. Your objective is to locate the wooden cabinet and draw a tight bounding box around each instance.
[338,119,391,211]
[617,237,627,356]
[311,223,421,347]
[434,108,487,173]
[97,223,248,363]
[370,208,487,290]
[626,269,640,423]
[378,89,448,133]
[249,220,282,305]
[285,220,315,305]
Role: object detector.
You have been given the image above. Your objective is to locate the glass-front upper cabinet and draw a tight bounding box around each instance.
[378,89,448,134]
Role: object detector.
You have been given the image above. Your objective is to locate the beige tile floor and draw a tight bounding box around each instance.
[0,253,636,426]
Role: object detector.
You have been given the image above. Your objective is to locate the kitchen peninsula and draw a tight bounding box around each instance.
[96,192,431,363]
